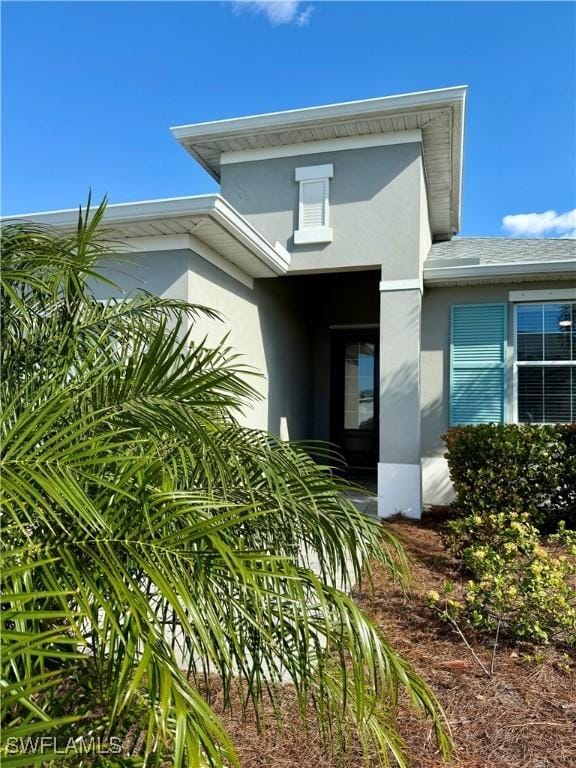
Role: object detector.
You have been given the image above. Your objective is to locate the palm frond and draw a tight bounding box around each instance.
[0,196,450,767]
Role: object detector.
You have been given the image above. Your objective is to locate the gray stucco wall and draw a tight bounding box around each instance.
[252,276,313,440]
[421,279,575,459]
[221,142,426,276]
[380,287,422,465]
[418,162,432,271]
[93,249,312,441]
[92,250,189,302]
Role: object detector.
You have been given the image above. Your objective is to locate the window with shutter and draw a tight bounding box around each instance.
[294,164,333,245]
[450,303,508,425]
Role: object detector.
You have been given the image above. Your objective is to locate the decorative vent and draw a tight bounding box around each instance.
[301,180,327,229]
[294,164,333,245]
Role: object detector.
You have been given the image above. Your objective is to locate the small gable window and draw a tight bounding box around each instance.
[294,164,333,245]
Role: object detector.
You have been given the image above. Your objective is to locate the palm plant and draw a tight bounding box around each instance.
[0,198,450,767]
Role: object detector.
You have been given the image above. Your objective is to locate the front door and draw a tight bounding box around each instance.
[330,329,379,471]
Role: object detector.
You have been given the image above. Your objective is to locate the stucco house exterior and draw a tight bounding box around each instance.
[11,86,576,518]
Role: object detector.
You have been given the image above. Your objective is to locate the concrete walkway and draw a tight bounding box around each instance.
[344,475,378,518]
[345,489,378,518]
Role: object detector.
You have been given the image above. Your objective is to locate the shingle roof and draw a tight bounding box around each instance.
[426,238,575,267]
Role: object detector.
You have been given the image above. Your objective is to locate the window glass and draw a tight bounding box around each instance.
[573,304,576,361]
[543,303,571,361]
[518,366,572,423]
[517,304,543,361]
[518,366,544,423]
[344,342,374,430]
[516,302,574,424]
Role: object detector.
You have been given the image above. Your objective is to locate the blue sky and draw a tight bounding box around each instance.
[2,1,575,237]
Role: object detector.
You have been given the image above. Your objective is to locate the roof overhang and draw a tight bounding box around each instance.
[2,195,290,282]
[171,86,467,240]
[424,258,576,287]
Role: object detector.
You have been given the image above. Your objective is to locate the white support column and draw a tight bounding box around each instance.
[378,462,421,519]
[378,279,423,519]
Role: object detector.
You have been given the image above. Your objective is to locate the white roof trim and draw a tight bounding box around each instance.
[455,88,467,235]
[509,288,576,302]
[294,164,334,181]
[2,194,290,279]
[424,258,576,285]
[3,194,225,224]
[171,86,467,139]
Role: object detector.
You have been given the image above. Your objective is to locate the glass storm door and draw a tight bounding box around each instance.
[330,330,379,470]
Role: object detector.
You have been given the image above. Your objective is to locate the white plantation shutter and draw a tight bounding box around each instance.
[294,164,333,244]
[301,180,327,228]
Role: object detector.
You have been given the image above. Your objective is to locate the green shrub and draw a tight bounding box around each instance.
[436,425,576,644]
[443,424,576,530]
[437,511,576,645]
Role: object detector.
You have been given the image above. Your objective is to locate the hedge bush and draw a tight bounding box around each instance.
[436,424,576,645]
[443,424,576,531]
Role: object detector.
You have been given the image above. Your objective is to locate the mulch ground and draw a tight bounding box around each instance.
[213,510,576,768]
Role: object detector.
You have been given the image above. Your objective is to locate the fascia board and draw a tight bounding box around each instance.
[2,194,290,277]
[452,87,466,234]
[1,194,222,226]
[210,196,290,275]
[424,259,576,285]
[170,86,468,141]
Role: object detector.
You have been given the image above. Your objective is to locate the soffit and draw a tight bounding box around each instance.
[172,88,466,239]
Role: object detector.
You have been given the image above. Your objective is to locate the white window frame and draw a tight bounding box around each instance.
[294,164,333,245]
[512,300,575,424]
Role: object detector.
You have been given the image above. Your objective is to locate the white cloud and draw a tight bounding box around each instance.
[232,1,313,26]
[295,5,313,26]
[502,209,576,239]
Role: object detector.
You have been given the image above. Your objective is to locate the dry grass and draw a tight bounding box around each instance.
[213,511,576,768]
